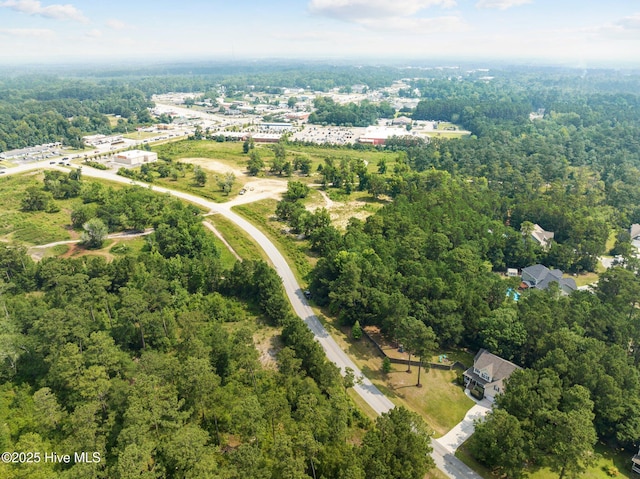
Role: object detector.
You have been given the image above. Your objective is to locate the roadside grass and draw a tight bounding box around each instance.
[122,131,157,140]
[233,200,313,284]
[315,311,474,436]
[456,441,634,479]
[206,214,266,263]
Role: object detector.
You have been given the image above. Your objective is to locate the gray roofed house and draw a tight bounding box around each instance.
[521,264,577,295]
[463,349,521,403]
[630,224,640,251]
[530,223,554,250]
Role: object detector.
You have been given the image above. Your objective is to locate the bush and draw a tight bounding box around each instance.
[111,243,131,255]
[382,357,392,374]
[605,465,619,477]
[352,320,363,340]
[471,386,484,400]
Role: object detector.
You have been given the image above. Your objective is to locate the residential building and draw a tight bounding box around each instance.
[630,224,640,251]
[521,264,577,295]
[530,223,554,250]
[463,349,521,403]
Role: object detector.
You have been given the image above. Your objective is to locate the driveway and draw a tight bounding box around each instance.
[435,399,491,453]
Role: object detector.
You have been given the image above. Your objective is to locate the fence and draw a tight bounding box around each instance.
[361,329,466,371]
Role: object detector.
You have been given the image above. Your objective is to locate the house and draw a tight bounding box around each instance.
[521,264,577,295]
[530,223,554,250]
[463,349,521,403]
[392,116,412,126]
[632,446,640,474]
[630,224,640,251]
[114,150,158,166]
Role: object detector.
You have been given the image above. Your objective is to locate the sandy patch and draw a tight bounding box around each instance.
[181,157,246,177]
[254,331,282,371]
[225,179,288,206]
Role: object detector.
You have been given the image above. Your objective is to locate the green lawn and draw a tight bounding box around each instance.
[316,310,474,436]
[456,441,635,479]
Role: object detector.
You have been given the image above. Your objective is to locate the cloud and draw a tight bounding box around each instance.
[358,15,468,33]
[309,0,456,21]
[0,27,55,37]
[105,19,126,30]
[475,0,532,10]
[616,13,640,31]
[0,0,88,22]
[85,28,102,38]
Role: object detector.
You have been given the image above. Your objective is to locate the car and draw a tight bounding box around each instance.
[62,157,69,161]
[238,189,246,195]
[58,161,65,165]
[303,290,311,299]
[0,171,5,174]
[49,161,56,164]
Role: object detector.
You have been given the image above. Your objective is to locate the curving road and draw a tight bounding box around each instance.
[2,161,483,479]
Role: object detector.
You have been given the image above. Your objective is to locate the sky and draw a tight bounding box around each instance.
[0,0,639,66]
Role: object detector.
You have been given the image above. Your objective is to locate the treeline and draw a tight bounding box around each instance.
[0,77,153,152]
[309,96,395,127]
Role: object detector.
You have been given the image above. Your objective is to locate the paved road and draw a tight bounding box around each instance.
[2,161,484,478]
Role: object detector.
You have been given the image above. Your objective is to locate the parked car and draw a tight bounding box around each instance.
[303,290,311,299]
[238,188,246,195]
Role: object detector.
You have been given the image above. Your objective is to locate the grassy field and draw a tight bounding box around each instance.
[0,173,75,245]
[122,131,157,140]
[456,441,635,479]
[233,200,314,284]
[315,310,474,436]
[153,140,247,165]
[150,169,244,203]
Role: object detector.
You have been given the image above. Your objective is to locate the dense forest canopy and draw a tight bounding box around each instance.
[0,175,434,478]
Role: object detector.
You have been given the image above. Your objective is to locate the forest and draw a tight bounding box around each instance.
[301,68,640,477]
[3,63,640,478]
[0,173,434,479]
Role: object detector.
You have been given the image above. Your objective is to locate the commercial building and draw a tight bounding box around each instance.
[114,150,158,166]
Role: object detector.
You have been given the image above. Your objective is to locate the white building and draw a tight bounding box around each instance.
[114,150,158,166]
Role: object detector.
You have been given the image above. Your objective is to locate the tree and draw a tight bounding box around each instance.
[352,320,363,340]
[81,218,108,249]
[21,186,51,211]
[284,181,310,200]
[361,406,434,479]
[247,150,264,176]
[411,322,437,387]
[216,172,235,195]
[540,386,597,479]
[468,409,528,478]
[243,137,255,154]
[382,357,392,375]
[193,166,207,187]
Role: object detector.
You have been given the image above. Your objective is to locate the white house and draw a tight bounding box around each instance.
[463,349,521,403]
